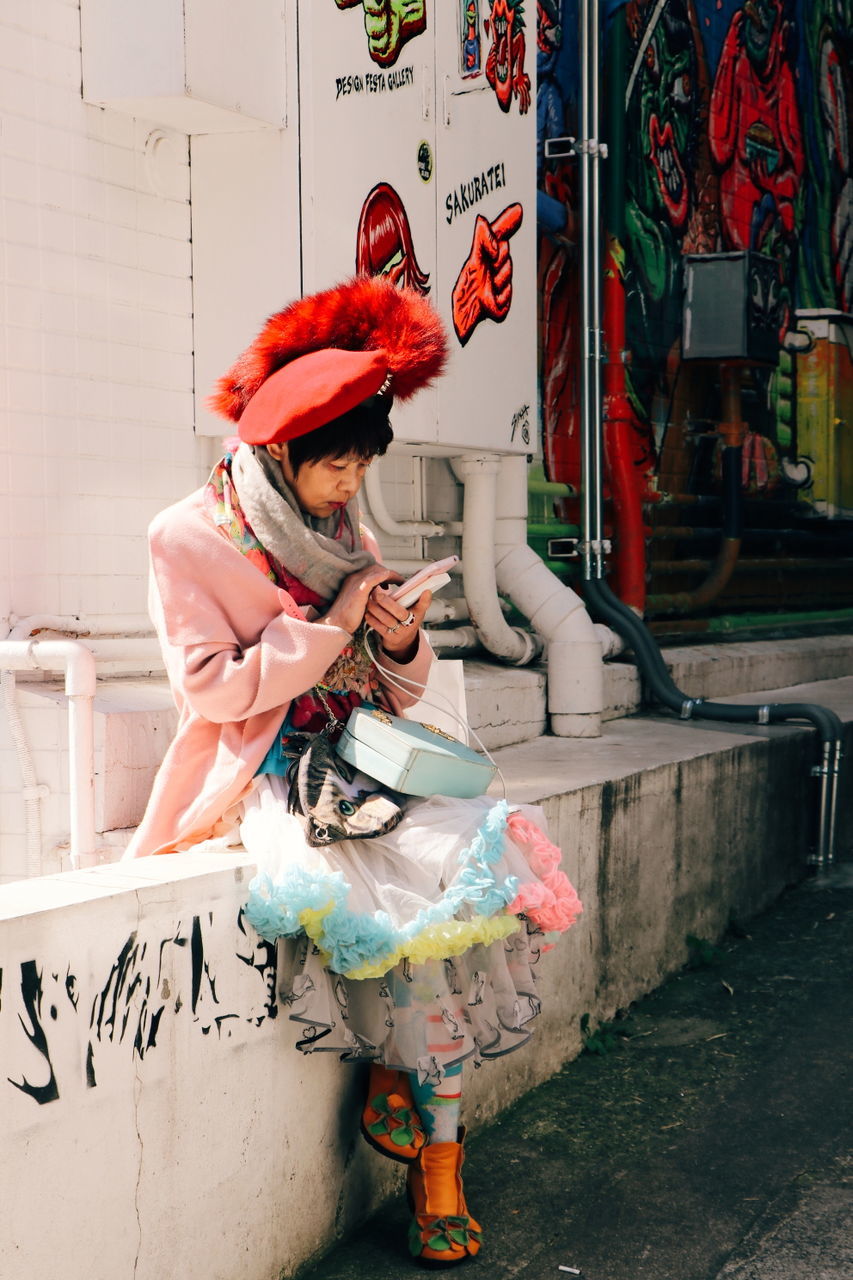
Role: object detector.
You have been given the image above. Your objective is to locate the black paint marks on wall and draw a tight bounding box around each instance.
[8,960,60,1105]
[5,909,279,1104]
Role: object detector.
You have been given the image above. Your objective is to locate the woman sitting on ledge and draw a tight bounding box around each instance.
[124,276,581,1267]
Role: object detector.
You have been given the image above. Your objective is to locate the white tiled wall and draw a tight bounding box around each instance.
[0,1,219,877]
[0,1,466,881]
[0,0,219,636]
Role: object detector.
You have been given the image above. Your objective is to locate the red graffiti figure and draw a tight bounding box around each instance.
[709,1,804,253]
[452,203,523,345]
[485,0,531,115]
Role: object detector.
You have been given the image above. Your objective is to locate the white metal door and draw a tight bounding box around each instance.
[432,0,537,454]
[297,0,440,444]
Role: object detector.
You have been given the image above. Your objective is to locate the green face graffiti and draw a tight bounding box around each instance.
[335,0,427,68]
[632,11,696,232]
[799,0,853,310]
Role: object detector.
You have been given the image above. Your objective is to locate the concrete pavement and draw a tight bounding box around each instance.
[294,859,853,1280]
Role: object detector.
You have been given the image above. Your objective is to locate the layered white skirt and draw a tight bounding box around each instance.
[240,774,581,1082]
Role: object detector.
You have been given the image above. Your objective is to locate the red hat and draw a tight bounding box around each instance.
[236,348,389,446]
[208,276,448,443]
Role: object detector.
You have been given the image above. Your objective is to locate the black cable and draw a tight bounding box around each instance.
[583,578,845,744]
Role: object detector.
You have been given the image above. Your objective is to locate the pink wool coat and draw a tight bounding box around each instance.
[124,489,433,858]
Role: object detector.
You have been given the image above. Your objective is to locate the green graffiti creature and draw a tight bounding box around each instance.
[799,0,853,311]
[624,0,717,422]
[334,0,427,68]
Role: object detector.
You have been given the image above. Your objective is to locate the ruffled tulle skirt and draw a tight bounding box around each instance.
[240,775,581,1081]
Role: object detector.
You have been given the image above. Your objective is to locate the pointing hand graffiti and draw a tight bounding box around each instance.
[451,203,523,346]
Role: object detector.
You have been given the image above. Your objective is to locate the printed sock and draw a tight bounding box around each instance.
[408,1063,463,1145]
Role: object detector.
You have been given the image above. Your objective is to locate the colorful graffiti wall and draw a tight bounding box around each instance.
[538,1,853,546]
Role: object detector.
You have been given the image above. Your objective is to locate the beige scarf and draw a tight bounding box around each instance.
[231,443,376,600]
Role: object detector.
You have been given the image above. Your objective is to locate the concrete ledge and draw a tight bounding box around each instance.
[4,638,849,884]
[1,677,851,1280]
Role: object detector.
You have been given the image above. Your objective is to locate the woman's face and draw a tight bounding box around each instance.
[267,443,371,518]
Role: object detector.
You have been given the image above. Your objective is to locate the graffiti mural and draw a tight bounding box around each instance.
[452,203,524,344]
[537,0,581,481]
[624,0,718,416]
[333,0,427,67]
[356,181,431,292]
[485,0,532,114]
[800,0,853,311]
[461,0,484,77]
[537,0,853,577]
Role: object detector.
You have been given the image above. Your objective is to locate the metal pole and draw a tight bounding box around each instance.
[579,0,606,580]
[590,0,604,573]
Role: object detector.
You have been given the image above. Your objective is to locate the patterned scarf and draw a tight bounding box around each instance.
[205,450,381,736]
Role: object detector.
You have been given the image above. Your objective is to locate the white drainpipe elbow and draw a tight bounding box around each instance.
[451,454,539,666]
[495,543,604,737]
[594,623,627,659]
[363,465,446,539]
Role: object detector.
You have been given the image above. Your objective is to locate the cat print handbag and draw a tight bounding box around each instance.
[286,728,406,847]
[336,705,497,799]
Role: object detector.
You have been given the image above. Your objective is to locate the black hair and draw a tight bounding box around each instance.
[286,395,394,475]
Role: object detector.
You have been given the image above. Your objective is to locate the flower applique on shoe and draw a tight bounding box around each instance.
[407,1128,482,1266]
[361,1064,426,1164]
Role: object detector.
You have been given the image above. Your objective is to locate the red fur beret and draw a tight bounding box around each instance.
[209,276,449,439]
[236,348,389,445]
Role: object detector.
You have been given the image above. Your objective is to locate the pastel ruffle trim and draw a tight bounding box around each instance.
[244,800,522,979]
[306,909,520,982]
[505,811,583,934]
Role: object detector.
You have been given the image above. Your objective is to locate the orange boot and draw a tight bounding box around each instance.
[407,1128,482,1265]
[361,1064,426,1163]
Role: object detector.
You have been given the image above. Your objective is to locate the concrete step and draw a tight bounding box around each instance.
[5,635,851,878]
[467,633,853,746]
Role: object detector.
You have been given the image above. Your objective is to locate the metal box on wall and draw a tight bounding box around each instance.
[683,251,780,366]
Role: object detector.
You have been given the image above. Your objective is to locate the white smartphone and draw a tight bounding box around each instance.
[392,555,460,609]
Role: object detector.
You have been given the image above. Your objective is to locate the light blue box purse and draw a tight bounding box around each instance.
[337,705,497,799]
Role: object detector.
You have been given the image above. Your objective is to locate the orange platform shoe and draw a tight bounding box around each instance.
[406,1129,482,1266]
[361,1064,426,1164]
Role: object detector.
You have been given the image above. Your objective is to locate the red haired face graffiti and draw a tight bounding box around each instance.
[355,181,430,294]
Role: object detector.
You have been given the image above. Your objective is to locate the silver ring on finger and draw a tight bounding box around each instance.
[387,621,402,634]
[401,611,416,627]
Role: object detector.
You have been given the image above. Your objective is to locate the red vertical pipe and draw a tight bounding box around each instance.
[603,233,647,611]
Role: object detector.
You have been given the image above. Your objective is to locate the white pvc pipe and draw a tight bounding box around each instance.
[363,465,446,538]
[2,617,162,875]
[0,639,98,870]
[425,597,472,625]
[427,626,481,654]
[494,454,608,736]
[450,454,540,666]
[495,544,603,736]
[0,668,46,878]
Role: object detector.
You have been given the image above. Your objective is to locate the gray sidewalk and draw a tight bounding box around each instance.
[294,860,853,1280]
